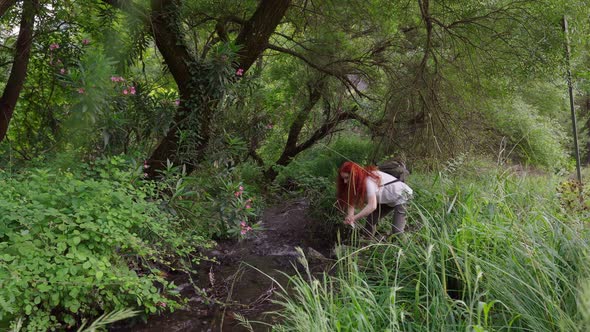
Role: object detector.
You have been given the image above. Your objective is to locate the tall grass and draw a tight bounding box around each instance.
[273,164,590,331]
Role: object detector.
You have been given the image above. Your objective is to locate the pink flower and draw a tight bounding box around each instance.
[111,76,118,82]
[157,301,167,307]
[241,229,247,235]
[49,43,59,51]
[123,89,128,95]
[247,226,252,231]
[236,68,244,77]
[246,205,251,209]
[60,68,66,74]
[239,186,244,191]
[234,191,241,197]
[130,86,136,95]
[77,88,85,94]
[143,173,149,178]
[175,99,180,106]
[240,221,246,227]
[82,39,90,45]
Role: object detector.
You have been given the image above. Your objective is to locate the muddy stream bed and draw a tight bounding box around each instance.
[111,199,335,332]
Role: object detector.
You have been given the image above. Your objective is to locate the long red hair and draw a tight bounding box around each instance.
[336,161,379,209]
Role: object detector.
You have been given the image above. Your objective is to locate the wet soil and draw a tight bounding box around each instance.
[112,199,334,332]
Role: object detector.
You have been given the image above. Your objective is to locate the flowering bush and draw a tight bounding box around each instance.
[217,180,261,239]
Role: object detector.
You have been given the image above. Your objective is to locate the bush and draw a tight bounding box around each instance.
[148,160,265,240]
[486,97,568,169]
[0,159,210,331]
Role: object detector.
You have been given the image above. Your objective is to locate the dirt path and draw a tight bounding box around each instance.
[113,199,333,332]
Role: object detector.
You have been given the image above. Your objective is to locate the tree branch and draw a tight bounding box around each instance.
[267,44,374,100]
[0,0,16,19]
[274,82,323,167]
[296,105,360,153]
[234,0,291,72]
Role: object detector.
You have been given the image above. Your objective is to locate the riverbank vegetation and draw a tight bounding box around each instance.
[1,0,590,330]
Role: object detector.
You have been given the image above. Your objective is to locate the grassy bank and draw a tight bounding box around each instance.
[273,164,590,331]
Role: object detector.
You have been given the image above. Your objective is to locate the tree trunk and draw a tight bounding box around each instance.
[145,0,291,176]
[144,0,198,175]
[268,84,323,174]
[234,0,291,72]
[0,0,36,143]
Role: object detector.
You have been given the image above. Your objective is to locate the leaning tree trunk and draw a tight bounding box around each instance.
[0,0,35,143]
[145,0,291,176]
[144,0,200,175]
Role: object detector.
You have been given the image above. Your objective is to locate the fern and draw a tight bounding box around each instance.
[0,293,15,316]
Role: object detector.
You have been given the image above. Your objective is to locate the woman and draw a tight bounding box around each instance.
[337,161,413,236]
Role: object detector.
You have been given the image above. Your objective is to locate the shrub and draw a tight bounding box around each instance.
[147,160,265,240]
[0,159,210,331]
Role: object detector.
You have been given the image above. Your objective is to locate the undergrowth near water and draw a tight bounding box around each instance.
[272,163,590,331]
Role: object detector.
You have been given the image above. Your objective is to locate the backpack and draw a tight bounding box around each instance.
[377,159,409,182]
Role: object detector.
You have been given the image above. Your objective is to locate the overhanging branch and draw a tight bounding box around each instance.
[267,44,374,100]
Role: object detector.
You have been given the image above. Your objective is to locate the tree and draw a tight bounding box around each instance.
[0,0,36,142]
[102,0,290,176]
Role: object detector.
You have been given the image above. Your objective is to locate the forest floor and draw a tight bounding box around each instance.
[112,199,334,332]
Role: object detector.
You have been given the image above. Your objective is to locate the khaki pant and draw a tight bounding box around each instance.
[366,204,407,235]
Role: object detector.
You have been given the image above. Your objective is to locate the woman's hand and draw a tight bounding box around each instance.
[344,215,355,227]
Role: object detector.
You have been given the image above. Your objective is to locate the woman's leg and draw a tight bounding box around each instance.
[391,204,407,234]
[366,204,395,235]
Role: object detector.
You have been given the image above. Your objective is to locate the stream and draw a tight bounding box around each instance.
[111,199,334,332]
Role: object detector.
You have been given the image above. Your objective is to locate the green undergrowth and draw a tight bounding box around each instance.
[0,157,212,331]
[272,162,590,331]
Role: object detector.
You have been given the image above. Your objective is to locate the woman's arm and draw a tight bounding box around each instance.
[352,192,377,222]
[344,204,356,225]
[347,205,355,218]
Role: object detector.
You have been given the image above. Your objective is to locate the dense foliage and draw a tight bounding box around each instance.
[1,0,590,330]
[0,158,213,330]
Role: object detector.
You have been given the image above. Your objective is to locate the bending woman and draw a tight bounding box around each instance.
[336,161,413,235]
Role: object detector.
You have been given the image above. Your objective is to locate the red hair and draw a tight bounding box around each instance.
[336,161,380,209]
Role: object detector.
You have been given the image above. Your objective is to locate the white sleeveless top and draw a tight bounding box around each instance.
[365,171,413,206]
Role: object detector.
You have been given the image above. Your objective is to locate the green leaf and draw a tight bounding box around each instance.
[72,236,81,245]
